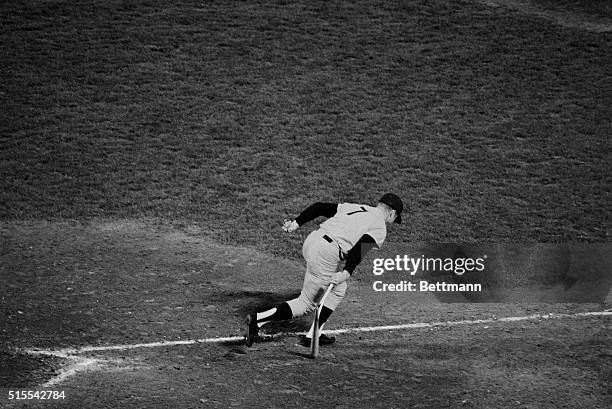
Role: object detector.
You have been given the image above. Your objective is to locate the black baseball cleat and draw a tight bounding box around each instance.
[298,334,336,347]
[244,313,259,347]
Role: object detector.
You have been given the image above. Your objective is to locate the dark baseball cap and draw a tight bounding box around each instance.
[379,193,403,224]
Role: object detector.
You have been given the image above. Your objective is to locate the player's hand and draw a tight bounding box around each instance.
[330,270,350,285]
[282,219,299,232]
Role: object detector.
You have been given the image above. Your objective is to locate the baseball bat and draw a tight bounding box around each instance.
[311,307,320,358]
[311,283,334,358]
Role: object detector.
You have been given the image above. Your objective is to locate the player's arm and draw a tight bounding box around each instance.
[283,202,338,232]
[295,202,338,225]
[331,234,378,284]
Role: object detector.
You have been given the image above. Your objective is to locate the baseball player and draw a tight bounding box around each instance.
[244,193,403,347]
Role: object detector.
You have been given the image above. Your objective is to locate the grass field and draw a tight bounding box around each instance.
[1,0,611,408]
[1,0,610,249]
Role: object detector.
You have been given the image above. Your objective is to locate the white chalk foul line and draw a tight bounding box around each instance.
[324,310,612,335]
[41,357,102,388]
[24,336,243,358]
[23,310,612,358]
[18,310,612,388]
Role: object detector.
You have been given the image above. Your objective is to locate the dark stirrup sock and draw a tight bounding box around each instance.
[319,306,334,327]
[256,302,293,327]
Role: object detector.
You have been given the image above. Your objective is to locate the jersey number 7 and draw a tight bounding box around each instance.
[347,207,368,215]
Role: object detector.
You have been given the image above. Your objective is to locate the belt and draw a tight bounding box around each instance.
[323,234,347,261]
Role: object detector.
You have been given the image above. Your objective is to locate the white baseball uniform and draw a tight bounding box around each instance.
[247,195,403,347]
[287,202,387,316]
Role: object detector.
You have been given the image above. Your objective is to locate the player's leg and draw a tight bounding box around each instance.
[244,232,322,346]
[286,229,341,320]
[281,229,338,319]
[244,266,322,346]
[297,233,345,346]
[306,281,346,335]
[255,266,322,326]
[301,281,346,346]
[244,230,338,346]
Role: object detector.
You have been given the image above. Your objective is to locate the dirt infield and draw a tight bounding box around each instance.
[1,221,611,408]
[7,314,612,408]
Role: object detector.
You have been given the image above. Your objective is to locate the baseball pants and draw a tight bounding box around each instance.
[287,229,347,317]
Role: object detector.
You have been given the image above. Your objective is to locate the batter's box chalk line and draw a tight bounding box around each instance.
[20,309,612,387]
